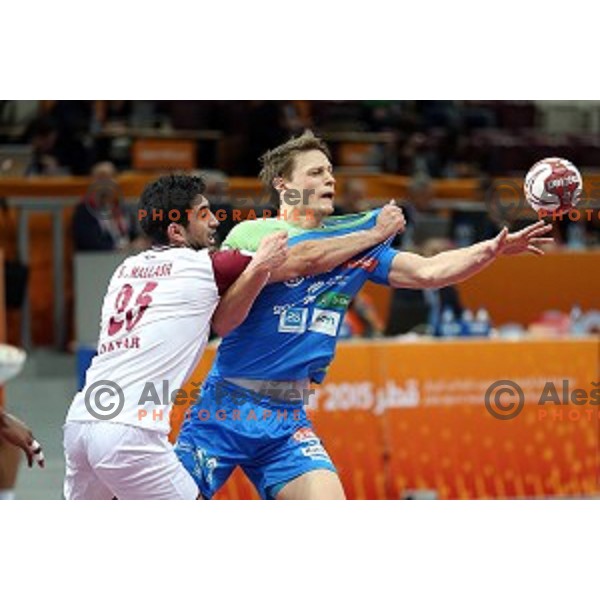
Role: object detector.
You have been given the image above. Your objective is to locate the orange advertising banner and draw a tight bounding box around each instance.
[170,337,600,499]
[132,139,196,171]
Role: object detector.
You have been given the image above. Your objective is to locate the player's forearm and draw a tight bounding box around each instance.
[390,240,497,289]
[211,263,271,337]
[419,240,497,287]
[270,229,383,282]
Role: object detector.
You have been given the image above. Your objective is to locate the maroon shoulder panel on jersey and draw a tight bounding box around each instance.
[210,250,252,295]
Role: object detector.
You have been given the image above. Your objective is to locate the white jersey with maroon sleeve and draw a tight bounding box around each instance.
[65,246,250,434]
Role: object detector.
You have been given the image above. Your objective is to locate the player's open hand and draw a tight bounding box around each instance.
[253,231,289,273]
[491,220,554,256]
[0,413,45,468]
[375,200,406,241]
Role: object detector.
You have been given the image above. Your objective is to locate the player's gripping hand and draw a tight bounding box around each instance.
[374,200,406,241]
[0,412,45,468]
[251,231,289,274]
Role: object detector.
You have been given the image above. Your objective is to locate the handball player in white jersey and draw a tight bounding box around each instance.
[64,174,286,499]
[64,173,405,499]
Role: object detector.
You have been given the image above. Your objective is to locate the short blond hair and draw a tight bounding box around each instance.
[259,130,331,189]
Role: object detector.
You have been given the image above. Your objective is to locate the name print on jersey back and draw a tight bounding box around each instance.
[67,247,219,434]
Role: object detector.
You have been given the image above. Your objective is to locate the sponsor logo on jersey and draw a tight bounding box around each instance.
[278,307,308,333]
[283,276,305,288]
[316,291,351,310]
[344,256,379,272]
[308,308,341,337]
[292,426,319,442]
[300,444,331,461]
[273,303,295,315]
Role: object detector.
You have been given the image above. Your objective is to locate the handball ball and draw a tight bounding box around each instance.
[524,157,583,214]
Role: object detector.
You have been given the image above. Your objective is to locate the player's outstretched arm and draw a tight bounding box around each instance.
[388,220,553,289]
[269,201,406,282]
[0,410,45,468]
[211,232,289,337]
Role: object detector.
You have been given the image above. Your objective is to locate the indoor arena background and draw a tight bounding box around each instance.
[1,100,598,499]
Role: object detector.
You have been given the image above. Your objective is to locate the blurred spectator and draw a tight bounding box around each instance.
[168,101,223,169]
[363,101,415,132]
[389,177,435,251]
[400,132,439,178]
[249,101,286,155]
[168,101,222,131]
[199,171,236,246]
[283,101,312,135]
[416,101,461,132]
[334,178,368,215]
[23,117,66,176]
[128,101,167,128]
[408,172,434,212]
[386,238,463,336]
[339,292,385,339]
[95,101,132,131]
[0,101,41,130]
[238,102,291,175]
[91,101,134,168]
[311,101,370,132]
[72,162,147,252]
[450,207,500,247]
[46,101,94,174]
[22,104,93,175]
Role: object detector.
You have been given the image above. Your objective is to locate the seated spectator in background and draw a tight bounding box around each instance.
[93,101,132,133]
[333,178,368,216]
[24,106,93,175]
[311,101,371,132]
[0,100,41,131]
[390,176,434,251]
[72,162,147,252]
[198,170,234,246]
[339,292,385,339]
[553,216,599,249]
[46,101,94,174]
[400,132,439,178]
[194,169,278,249]
[234,101,312,176]
[450,207,500,248]
[23,117,66,176]
[386,238,463,336]
[407,172,434,213]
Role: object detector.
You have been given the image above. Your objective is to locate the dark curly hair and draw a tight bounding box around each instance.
[138,174,206,245]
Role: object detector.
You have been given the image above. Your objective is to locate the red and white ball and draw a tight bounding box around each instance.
[524,157,583,214]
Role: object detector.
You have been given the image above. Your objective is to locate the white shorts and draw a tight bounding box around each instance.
[63,421,199,500]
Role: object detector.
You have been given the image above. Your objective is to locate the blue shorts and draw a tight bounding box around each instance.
[174,377,336,499]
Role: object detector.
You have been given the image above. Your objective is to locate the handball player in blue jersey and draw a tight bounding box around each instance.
[175,131,553,500]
